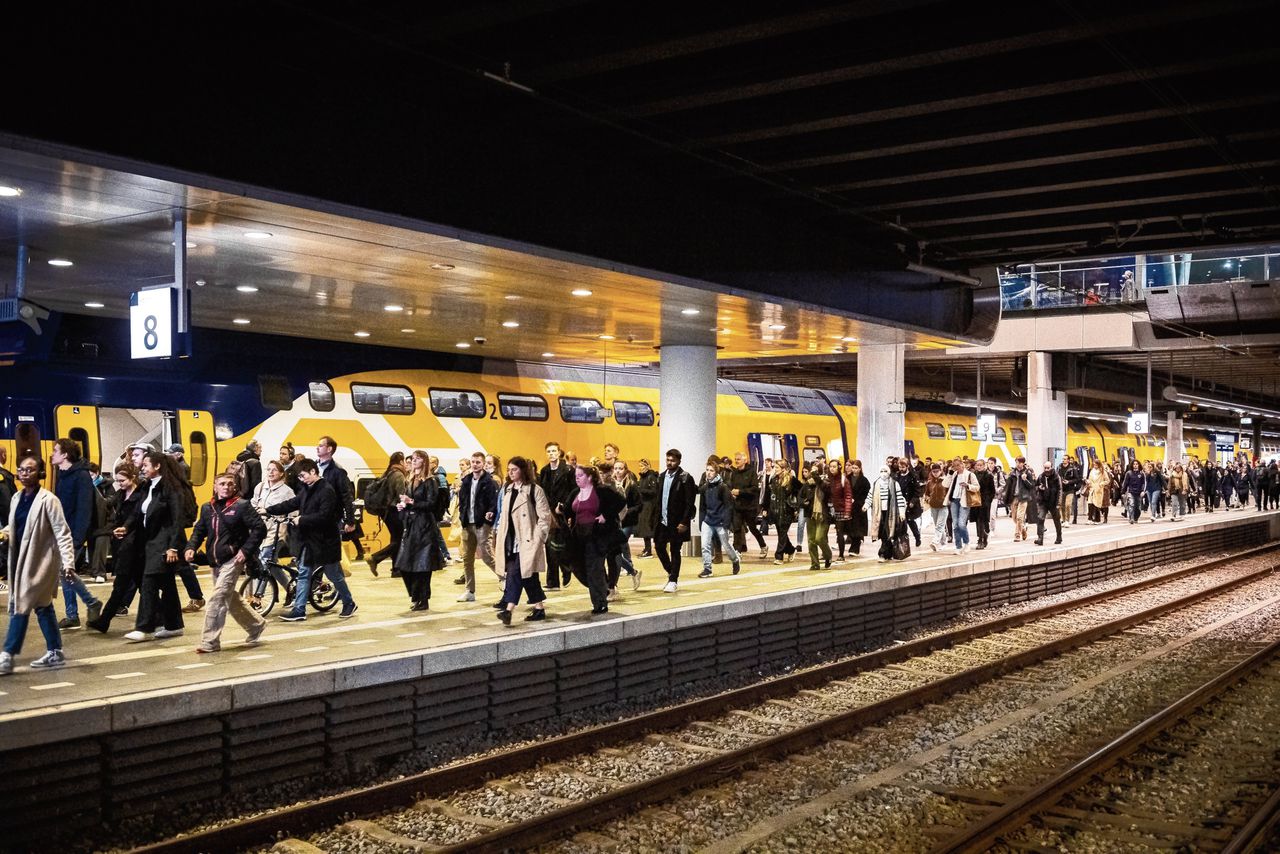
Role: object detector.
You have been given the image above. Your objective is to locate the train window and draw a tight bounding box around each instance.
[68,427,91,462]
[614,400,654,426]
[993,427,1007,442]
[429,388,485,418]
[948,425,967,441]
[15,419,40,462]
[560,397,606,424]
[1105,422,1126,435]
[351,383,415,415]
[1010,427,1026,443]
[259,375,294,412]
[498,393,548,421]
[308,382,335,412]
[188,431,208,486]
[925,423,945,439]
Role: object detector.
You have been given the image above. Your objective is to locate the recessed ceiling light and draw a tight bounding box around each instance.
[400,328,416,334]
[768,323,786,330]
[842,336,858,342]
[504,294,522,301]
[171,241,198,249]
[195,279,207,286]
[233,318,251,325]
[87,376,105,381]
[84,301,105,309]
[598,334,615,341]
[235,285,259,293]
[48,258,73,267]
[541,352,555,358]
[243,230,273,239]
[354,331,371,338]
[384,304,404,312]
[571,288,593,297]
[502,320,520,328]
[455,341,471,348]
[0,186,21,197]
[681,308,700,315]
[431,263,455,271]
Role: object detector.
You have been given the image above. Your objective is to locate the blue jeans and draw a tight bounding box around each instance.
[700,522,740,570]
[61,573,99,620]
[1146,489,1162,518]
[949,499,971,548]
[5,603,62,655]
[616,525,636,576]
[289,561,354,615]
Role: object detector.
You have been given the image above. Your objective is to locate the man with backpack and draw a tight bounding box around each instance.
[365,453,407,576]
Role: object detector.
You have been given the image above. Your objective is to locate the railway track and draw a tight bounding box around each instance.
[124,543,1280,854]
[933,636,1280,854]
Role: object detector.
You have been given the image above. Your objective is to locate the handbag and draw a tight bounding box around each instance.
[907,497,923,521]
[966,484,983,508]
[891,530,911,561]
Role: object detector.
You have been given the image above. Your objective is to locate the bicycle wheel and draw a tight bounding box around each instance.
[238,574,278,617]
[310,569,339,612]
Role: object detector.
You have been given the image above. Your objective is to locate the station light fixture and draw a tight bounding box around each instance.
[541,351,555,357]
[354,331,371,338]
[232,318,251,325]
[430,263,455,271]
[400,328,415,333]
[84,301,105,309]
[681,308,700,315]
[1162,385,1280,420]
[383,304,404,312]
[768,323,786,330]
[236,285,259,293]
[242,230,273,239]
[502,320,520,328]
[0,185,21,197]
[455,341,471,348]
[48,258,73,267]
[504,294,521,301]
[598,334,615,340]
[571,288,593,297]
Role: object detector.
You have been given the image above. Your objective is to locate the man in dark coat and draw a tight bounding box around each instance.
[316,436,364,563]
[51,438,102,628]
[235,441,263,500]
[972,458,997,549]
[538,441,576,588]
[726,452,766,558]
[267,459,357,621]
[455,451,498,602]
[1034,461,1062,546]
[185,471,267,652]
[655,449,697,593]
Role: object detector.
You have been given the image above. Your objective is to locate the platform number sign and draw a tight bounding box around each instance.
[977,414,997,440]
[1127,411,1149,434]
[130,287,177,359]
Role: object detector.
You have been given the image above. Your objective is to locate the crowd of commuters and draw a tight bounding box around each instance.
[1,432,1277,673]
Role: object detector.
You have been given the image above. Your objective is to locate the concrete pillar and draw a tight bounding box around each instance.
[1165,410,1183,466]
[1026,351,1068,466]
[856,343,906,469]
[659,344,716,555]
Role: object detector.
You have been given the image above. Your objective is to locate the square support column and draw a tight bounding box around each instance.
[1026,350,1068,465]
[856,343,906,469]
[1165,411,1184,466]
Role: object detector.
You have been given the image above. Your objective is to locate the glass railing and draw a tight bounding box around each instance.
[999,246,1279,311]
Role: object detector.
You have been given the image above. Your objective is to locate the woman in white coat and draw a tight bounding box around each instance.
[494,456,552,626]
[1,456,77,674]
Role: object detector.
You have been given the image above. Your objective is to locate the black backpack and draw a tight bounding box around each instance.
[363,474,392,517]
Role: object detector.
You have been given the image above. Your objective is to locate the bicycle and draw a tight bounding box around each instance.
[238,521,339,616]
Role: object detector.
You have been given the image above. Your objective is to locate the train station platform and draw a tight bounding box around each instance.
[1,510,1277,837]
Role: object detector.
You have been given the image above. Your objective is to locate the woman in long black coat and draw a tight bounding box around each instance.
[633,459,660,557]
[87,462,145,633]
[845,459,871,556]
[124,451,189,640]
[394,450,444,611]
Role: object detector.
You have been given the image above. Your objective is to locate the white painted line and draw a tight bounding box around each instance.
[347,638,378,645]
[296,646,328,653]
[396,632,425,638]
[105,672,147,680]
[442,626,468,632]
[236,654,272,661]
[31,682,74,690]
[176,662,214,670]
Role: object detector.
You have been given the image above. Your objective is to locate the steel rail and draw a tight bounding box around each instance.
[125,542,1279,854]
[932,635,1280,854]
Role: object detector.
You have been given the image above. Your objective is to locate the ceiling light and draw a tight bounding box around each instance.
[384,304,404,312]
[681,308,700,315]
[0,186,21,197]
[541,352,555,358]
[768,323,786,330]
[571,288,593,297]
[171,241,198,249]
[354,331,371,338]
[243,230,273,239]
[48,258,73,267]
[235,285,259,293]
[598,334,615,340]
[400,328,416,333]
[233,318,251,325]
[315,292,328,299]
[455,342,471,348]
[504,294,522,301]
[195,280,206,286]
[84,301,104,309]
[502,320,520,328]
[430,263,455,271]
[87,376,105,381]
[842,336,858,342]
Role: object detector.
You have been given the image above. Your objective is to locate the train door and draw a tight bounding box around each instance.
[176,409,216,493]
[1074,446,1095,468]
[1117,446,1136,468]
[748,432,800,475]
[55,404,102,468]
[903,439,917,461]
[3,398,46,470]
[781,434,800,476]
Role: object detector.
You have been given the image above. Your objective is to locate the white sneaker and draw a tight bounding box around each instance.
[154,628,184,639]
[607,588,620,602]
[631,568,642,591]
[662,581,677,593]
[29,649,66,669]
[457,592,475,603]
[0,651,12,676]
[123,630,151,642]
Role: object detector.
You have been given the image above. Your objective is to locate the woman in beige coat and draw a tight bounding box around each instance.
[1,456,77,674]
[1086,460,1111,524]
[494,456,552,626]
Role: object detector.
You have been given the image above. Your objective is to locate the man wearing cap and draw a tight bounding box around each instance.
[165,444,191,481]
[235,441,263,500]
[128,442,155,469]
